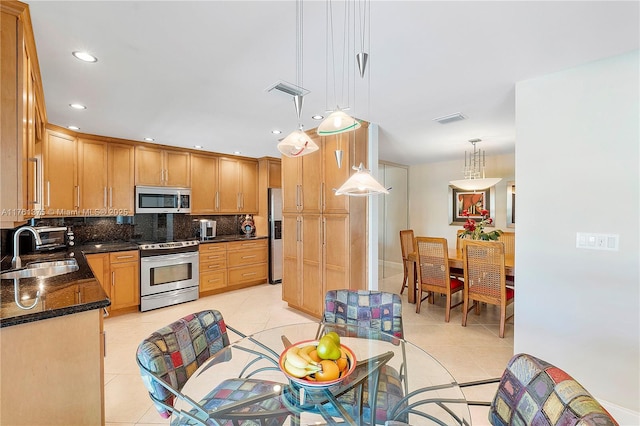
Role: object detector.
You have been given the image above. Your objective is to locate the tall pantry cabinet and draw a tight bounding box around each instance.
[281,123,369,317]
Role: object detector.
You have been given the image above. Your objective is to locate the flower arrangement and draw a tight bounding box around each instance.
[459,209,502,241]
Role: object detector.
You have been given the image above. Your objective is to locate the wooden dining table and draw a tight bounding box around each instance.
[406,248,515,304]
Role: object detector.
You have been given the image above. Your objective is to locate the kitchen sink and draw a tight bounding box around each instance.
[0,259,79,280]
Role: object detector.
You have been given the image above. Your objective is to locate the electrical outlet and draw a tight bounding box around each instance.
[576,232,619,251]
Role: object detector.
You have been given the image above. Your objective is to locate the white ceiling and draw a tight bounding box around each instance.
[27,1,639,166]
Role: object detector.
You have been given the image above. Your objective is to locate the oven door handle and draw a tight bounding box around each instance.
[140,253,198,263]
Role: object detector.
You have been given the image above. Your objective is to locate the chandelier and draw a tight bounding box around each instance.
[449,139,502,191]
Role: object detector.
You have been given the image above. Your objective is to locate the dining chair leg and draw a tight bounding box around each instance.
[499,305,506,338]
[400,263,408,295]
[462,297,469,327]
[445,294,451,322]
[416,287,422,313]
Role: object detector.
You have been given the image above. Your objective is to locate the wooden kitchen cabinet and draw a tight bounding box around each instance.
[191,153,220,214]
[86,250,139,315]
[218,157,258,213]
[135,145,190,187]
[227,239,268,287]
[281,134,323,214]
[78,139,135,216]
[282,214,323,317]
[0,309,105,425]
[281,125,368,318]
[199,242,227,293]
[43,127,77,216]
[0,1,46,228]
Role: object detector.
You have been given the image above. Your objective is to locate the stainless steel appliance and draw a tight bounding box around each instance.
[268,188,282,284]
[135,186,191,214]
[12,225,74,254]
[139,240,199,311]
[200,220,217,240]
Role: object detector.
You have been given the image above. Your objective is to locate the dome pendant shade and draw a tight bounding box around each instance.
[277,129,319,158]
[317,110,361,136]
[335,163,390,197]
[449,178,502,191]
[356,52,369,78]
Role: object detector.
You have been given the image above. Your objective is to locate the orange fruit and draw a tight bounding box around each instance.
[308,349,321,363]
[315,359,340,382]
[336,348,349,371]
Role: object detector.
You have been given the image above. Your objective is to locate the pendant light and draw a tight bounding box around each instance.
[317,0,361,138]
[335,163,389,196]
[333,0,388,198]
[277,0,318,158]
[449,139,502,190]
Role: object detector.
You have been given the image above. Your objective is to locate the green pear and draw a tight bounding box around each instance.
[324,331,341,345]
[316,335,341,360]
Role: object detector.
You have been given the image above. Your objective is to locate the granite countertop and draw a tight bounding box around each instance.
[0,248,110,328]
[0,235,268,327]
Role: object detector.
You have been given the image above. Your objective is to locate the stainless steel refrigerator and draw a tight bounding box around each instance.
[268,188,283,284]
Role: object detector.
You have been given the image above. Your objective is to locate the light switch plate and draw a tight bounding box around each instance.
[576,232,619,251]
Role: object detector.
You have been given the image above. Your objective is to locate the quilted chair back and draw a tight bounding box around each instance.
[489,353,618,426]
[136,310,230,418]
[323,289,404,341]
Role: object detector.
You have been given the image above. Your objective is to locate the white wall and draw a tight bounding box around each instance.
[409,153,515,250]
[516,51,639,421]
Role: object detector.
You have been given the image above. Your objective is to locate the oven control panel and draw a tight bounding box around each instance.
[139,240,199,251]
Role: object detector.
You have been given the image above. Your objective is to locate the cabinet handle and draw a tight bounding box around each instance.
[242,272,257,277]
[104,187,107,208]
[323,218,326,246]
[321,182,324,211]
[208,264,221,268]
[242,255,256,259]
[241,193,244,209]
[296,218,301,242]
[109,187,113,208]
[208,278,220,283]
[75,185,80,209]
[215,191,219,210]
[115,255,135,260]
[165,169,169,183]
[29,158,39,205]
[111,271,115,286]
[297,185,302,210]
[46,181,50,207]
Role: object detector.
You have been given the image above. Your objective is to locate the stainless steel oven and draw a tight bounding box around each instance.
[139,240,199,312]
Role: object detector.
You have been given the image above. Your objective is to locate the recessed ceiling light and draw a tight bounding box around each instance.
[194,145,203,149]
[67,125,80,130]
[143,137,154,142]
[272,129,282,135]
[233,151,242,155]
[312,115,324,120]
[72,51,98,63]
[69,103,86,110]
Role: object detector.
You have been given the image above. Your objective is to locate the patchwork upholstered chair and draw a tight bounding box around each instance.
[323,290,407,424]
[488,353,618,426]
[136,310,286,425]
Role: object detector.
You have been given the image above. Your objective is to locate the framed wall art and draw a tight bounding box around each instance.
[448,185,496,225]
[506,181,515,228]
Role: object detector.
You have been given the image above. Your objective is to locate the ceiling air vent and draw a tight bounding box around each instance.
[266,80,309,98]
[433,112,466,124]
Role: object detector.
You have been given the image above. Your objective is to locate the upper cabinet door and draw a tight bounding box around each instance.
[281,155,300,214]
[108,143,135,214]
[300,138,323,214]
[218,157,240,212]
[164,150,190,187]
[191,153,219,214]
[43,129,77,215]
[77,138,108,213]
[135,145,164,186]
[239,159,258,213]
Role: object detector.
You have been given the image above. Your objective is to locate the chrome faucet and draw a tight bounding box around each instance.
[11,226,42,269]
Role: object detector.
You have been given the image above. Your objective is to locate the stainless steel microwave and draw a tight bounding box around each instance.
[135,186,191,214]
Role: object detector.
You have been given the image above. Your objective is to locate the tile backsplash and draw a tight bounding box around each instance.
[1,214,255,253]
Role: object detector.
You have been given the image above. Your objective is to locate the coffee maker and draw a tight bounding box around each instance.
[200,220,216,240]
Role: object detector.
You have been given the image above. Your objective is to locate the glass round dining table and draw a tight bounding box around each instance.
[171,322,472,425]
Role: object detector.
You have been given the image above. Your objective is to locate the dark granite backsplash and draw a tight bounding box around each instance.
[1,214,254,253]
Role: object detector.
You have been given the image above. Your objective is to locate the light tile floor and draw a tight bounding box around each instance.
[104,272,514,426]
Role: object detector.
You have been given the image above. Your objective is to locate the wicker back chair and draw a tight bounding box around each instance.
[456,229,471,250]
[414,237,463,321]
[498,231,515,256]
[399,230,415,295]
[461,240,514,338]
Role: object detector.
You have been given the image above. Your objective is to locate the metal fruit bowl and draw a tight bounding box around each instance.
[278,339,357,388]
